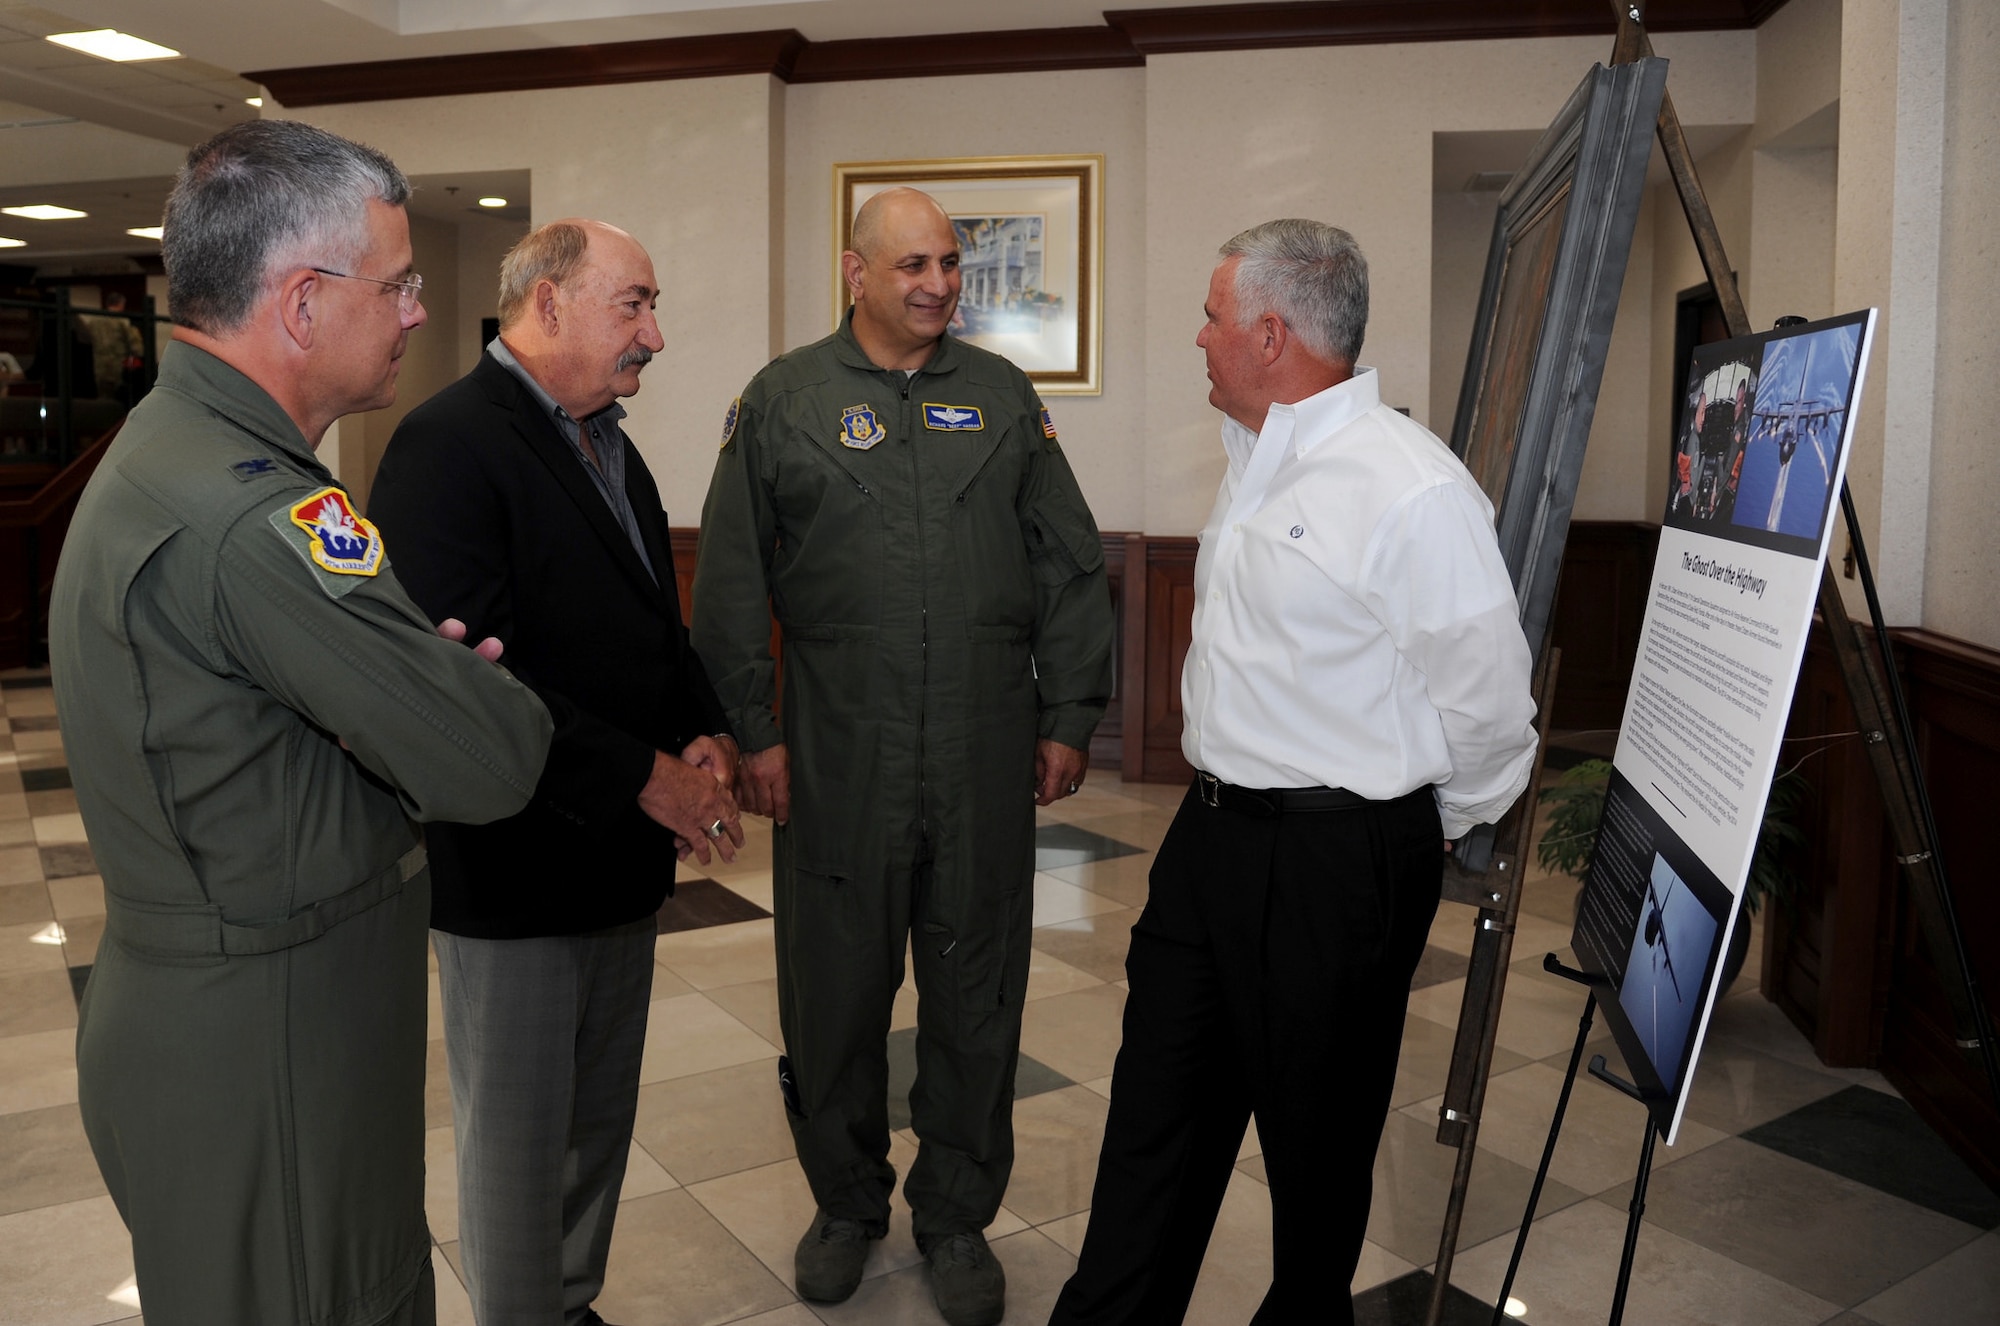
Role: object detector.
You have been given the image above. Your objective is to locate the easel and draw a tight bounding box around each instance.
[1423,4,1999,1323]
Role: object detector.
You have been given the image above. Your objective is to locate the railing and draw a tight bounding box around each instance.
[0,290,167,469]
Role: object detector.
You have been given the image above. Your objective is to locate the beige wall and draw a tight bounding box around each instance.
[454,211,527,378]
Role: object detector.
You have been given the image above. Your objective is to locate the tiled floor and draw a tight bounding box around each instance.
[3,668,1996,1325]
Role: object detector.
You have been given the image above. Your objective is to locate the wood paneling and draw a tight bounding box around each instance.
[250,2,1791,106]
[1118,535,1199,785]
[1766,624,2000,1188]
[1545,521,1658,731]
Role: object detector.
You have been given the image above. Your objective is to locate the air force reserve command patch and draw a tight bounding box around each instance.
[269,487,384,597]
[840,403,883,450]
[720,396,741,451]
[922,403,984,431]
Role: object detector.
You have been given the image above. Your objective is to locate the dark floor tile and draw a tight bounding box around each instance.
[9,716,60,734]
[39,844,96,880]
[1035,823,1144,870]
[1410,942,1470,991]
[19,763,69,788]
[655,877,771,934]
[1742,1084,2000,1228]
[882,1025,1070,1130]
[1352,1268,1494,1326]
[0,675,53,690]
[67,963,91,1007]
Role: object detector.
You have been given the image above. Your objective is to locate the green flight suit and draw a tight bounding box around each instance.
[691,314,1113,1237]
[48,342,553,1326]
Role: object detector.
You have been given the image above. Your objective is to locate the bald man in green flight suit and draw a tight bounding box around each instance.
[692,188,1114,1326]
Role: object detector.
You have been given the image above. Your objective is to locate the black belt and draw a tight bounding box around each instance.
[1194,771,1368,817]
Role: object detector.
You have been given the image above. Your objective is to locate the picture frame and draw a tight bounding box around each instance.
[832,154,1104,394]
[1447,55,1667,870]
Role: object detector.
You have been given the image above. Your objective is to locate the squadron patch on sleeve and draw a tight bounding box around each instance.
[720,396,741,451]
[1040,408,1059,440]
[840,403,883,450]
[268,487,384,597]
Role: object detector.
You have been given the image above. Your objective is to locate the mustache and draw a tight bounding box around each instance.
[618,346,654,371]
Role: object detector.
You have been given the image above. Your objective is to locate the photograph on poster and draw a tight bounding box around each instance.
[1665,313,1868,558]
[1572,768,1734,1124]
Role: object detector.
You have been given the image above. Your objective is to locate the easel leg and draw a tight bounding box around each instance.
[1490,961,1598,1326]
[1608,1120,1659,1326]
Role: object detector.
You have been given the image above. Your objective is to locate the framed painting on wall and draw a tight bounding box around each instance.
[833,154,1103,394]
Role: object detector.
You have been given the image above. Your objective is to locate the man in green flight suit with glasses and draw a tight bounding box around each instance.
[48,120,553,1326]
[692,187,1114,1326]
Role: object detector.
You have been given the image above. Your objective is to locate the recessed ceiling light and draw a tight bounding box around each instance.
[246,97,263,108]
[0,237,25,249]
[127,226,165,240]
[478,197,509,208]
[46,29,180,62]
[2,204,88,220]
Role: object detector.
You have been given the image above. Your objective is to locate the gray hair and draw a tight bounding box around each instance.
[1219,219,1369,366]
[162,119,409,335]
[496,222,592,329]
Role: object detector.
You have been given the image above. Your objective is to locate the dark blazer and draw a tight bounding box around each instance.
[369,351,728,938]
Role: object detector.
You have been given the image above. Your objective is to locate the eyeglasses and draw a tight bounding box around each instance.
[311,267,424,315]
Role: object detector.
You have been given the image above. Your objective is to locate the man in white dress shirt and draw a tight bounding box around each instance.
[1048,219,1538,1326]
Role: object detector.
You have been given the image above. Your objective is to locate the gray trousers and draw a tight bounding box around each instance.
[433,920,656,1326]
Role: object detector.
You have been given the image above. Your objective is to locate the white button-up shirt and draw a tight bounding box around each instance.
[1180,368,1538,838]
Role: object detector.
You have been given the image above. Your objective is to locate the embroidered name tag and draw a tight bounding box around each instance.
[840,404,883,450]
[922,403,984,432]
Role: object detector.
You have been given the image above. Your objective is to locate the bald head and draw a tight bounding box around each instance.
[841,188,962,371]
[850,187,952,263]
[498,218,643,331]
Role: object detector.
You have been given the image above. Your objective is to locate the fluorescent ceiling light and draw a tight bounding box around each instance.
[46,29,181,62]
[2,204,88,220]
[246,97,263,107]
[0,237,24,248]
[478,197,508,208]
[127,226,165,240]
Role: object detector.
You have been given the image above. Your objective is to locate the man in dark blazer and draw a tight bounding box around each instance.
[369,218,743,1326]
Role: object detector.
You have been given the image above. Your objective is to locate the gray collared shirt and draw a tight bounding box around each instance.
[488,336,655,582]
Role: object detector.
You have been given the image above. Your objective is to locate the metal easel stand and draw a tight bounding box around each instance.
[1612,0,2000,1108]
[1486,955,1663,1326]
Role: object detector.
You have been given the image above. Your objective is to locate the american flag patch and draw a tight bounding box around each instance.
[1041,408,1058,440]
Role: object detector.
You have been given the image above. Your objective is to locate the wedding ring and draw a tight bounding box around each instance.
[1066,782,1080,795]
[705,819,725,839]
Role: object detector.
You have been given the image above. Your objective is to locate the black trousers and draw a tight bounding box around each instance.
[1048,779,1444,1326]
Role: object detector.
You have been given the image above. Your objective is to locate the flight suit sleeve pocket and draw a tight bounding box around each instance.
[1022,500,1105,587]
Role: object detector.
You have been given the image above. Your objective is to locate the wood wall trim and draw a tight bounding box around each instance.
[248,1,1787,107]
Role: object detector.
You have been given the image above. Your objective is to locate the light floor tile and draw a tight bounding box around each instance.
[0,1102,107,1217]
[621,1137,680,1201]
[593,1189,796,1325]
[655,918,778,990]
[1017,984,1127,1084]
[0,1026,81,1115]
[0,919,69,975]
[651,962,698,1000]
[1427,901,1483,957]
[46,874,105,920]
[1703,988,1897,1094]
[1031,873,1126,926]
[1404,1062,1729,1198]
[1390,1012,1531,1111]
[730,1306,824,1325]
[707,977,783,1047]
[32,813,87,846]
[0,844,43,886]
[1365,1111,1588,1268]
[1407,965,1600,1061]
[1449,1197,1843,1326]
[0,1194,137,1326]
[1078,1075,1113,1100]
[433,1245,475,1326]
[1678,1043,1850,1135]
[426,969,443,1041]
[717,869,775,913]
[804,1226,1075,1326]
[60,913,104,968]
[0,816,35,846]
[633,1057,794,1186]
[1853,1228,2000,1325]
[638,992,781,1085]
[1023,947,1103,1002]
[1612,1137,1985,1307]
[424,1124,460,1244]
[1039,852,1153,909]
[998,1086,1109,1225]
[0,880,49,926]
[1029,909,1137,984]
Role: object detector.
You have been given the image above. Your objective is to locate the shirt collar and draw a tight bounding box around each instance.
[831,307,964,379]
[488,335,628,432]
[1219,368,1380,474]
[155,340,326,474]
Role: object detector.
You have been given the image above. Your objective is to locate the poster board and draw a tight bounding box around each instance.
[1571,309,1878,1141]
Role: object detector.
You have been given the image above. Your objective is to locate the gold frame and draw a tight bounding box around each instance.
[832,154,1104,395]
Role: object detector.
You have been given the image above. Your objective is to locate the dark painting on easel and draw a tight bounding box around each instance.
[1447,57,1667,869]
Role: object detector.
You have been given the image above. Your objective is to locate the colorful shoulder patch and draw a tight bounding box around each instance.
[268,488,384,597]
[720,396,741,451]
[229,457,280,481]
[840,403,883,450]
[1040,408,1059,440]
[922,403,984,432]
